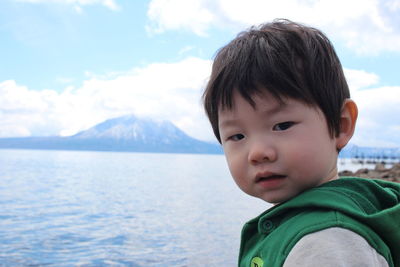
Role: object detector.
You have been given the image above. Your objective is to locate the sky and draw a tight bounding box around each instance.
[0,0,399,147]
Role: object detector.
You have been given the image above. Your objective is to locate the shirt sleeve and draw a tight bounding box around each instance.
[283,227,389,267]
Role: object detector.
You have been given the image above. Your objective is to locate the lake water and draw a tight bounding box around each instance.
[0,149,379,266]
[0,149,270,266]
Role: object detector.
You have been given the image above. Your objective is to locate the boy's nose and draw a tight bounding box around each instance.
[248,140,277,164]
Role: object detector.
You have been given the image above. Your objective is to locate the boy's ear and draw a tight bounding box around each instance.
[336,99,358,150]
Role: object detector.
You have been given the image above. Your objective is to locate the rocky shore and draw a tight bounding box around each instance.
[339,163,400,183]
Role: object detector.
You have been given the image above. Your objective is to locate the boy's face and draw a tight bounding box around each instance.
[218,90,340,204]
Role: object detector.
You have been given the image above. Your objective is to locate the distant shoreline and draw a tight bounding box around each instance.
[339,163,400,183]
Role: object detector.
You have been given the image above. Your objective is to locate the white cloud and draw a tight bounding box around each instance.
[146,0,400,54]
[0,80,58,137]
[146,0,215,36]
[0,57,215,141]
[344,68,379,91]
[14,0,120,11]
[343,67,400,147]
[350,85,400,147]
[1,60,399,147]
[55,76,75,84]
[178,45,196,56]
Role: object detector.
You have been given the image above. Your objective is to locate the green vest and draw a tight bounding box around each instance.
[239,178,400,267]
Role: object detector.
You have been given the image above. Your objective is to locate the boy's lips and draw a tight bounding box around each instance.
[255,171,285,181]
[255,172,287,188]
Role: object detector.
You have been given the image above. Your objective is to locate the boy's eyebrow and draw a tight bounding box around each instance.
[218,101,288,129]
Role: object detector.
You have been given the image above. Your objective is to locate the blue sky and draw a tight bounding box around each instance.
[0,0,399,147]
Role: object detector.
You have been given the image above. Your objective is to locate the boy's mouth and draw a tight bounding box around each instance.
[255,173,287,183]
[255,174,287,189]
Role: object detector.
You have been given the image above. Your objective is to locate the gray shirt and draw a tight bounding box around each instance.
[283,227,389,266]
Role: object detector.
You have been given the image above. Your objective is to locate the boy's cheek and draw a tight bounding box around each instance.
[227,157,245,181]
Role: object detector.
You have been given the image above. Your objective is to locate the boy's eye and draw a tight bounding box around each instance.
[273,121,295,131]
[228,133,245,141]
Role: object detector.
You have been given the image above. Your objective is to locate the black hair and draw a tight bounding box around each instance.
[203,19,350,143]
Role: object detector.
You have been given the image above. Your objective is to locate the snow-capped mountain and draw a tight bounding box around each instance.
[0,115,222,154]
[73,115,192,144]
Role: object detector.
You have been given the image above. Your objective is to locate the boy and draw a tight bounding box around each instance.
[203,19,400,267]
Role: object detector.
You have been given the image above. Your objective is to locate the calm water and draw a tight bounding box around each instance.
[0,149,381,266]
[0,149,269,266]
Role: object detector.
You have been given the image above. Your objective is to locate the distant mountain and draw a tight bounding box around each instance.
[0,115,223,154]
